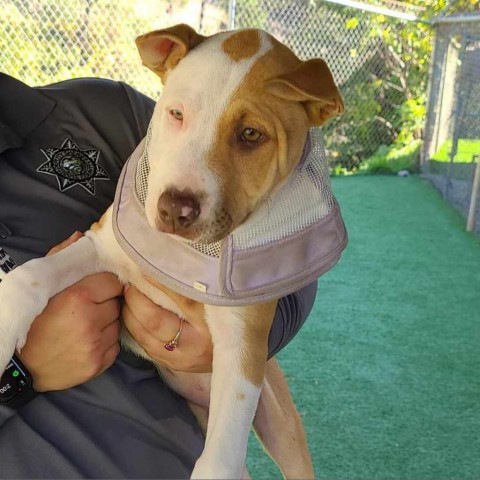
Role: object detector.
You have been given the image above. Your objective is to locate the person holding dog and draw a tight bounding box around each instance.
[0,72,318,478]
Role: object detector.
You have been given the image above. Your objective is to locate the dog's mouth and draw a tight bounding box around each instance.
[156,218,233,244]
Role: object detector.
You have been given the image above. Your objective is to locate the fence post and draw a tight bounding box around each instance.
[228,0,236,29]
[467,153,480,233]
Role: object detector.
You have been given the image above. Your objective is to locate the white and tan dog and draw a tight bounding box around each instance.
[0,25,343,479]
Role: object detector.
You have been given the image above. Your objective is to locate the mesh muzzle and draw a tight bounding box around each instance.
[112,125,347,305]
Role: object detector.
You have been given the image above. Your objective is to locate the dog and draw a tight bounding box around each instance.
[0,24,344,478]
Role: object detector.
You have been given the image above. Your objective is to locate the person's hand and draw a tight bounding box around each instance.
[17,233,123,392]
[122,285,213,372]
[18,273,123,392]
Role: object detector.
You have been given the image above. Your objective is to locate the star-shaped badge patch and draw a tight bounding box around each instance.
[38,138,110,195]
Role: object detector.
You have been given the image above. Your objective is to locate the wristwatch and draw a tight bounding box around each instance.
[0,355,38,408]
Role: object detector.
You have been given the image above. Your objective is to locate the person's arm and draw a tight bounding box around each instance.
[15,233,123,392]
[122,281,317,373]
[21,277,316,389]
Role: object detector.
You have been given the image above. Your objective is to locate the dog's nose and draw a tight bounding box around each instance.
[157,190,200,232]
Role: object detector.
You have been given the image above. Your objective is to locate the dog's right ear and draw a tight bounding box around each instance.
[136,24,206,81]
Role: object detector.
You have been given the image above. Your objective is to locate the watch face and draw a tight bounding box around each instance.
[0,356,33,405]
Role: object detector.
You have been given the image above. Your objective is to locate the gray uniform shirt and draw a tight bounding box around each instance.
[0,74,317,478]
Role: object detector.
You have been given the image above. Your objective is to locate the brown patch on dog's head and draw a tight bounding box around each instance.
[222,29,261,62]
[204,35,343,238]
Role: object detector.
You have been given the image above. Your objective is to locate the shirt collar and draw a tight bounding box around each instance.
[0,73,56,154]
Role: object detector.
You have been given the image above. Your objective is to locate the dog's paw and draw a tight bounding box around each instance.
[191,458,243,480]
[0,328,20,379]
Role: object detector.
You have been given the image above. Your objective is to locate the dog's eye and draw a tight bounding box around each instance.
[240,128,263,143]
[169,108,183,121]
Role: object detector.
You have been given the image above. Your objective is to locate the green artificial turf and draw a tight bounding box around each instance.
[247,175,480,479]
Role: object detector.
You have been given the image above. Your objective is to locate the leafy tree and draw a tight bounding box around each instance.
[330,0,480,172]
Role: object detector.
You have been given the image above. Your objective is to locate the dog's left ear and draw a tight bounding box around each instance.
[267,58,344,126]
[136,24,206,81]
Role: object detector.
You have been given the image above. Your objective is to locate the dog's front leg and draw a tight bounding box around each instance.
[0,234,102,374]
[254,358,315,478]
[191,301,277,480]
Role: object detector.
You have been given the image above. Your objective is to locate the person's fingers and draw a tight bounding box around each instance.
[100,318,121,345]
[122,302,168,346]
[84,297,121,330]
[74,273,123,304]
[85,323,120,378]
[122,300,210,372]
[123,286,182,339]
[47,231,83,256]
[166,320,213,372]
[122,285,213,372]
[96,341,121,376]
[123,286,160,324]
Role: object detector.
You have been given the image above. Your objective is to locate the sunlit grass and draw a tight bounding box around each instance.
[431,139,480,163]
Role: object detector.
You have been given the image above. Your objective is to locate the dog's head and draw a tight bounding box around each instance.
[136,24,343,243]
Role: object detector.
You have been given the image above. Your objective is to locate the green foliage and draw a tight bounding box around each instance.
[410,0,480,15]
[306,1,433,173]
[357,89,426,175]
[359,139,421,175]
[352,21,427,169]
[431,139,480,163]
[396,97,427,143]
[323,0,480,174]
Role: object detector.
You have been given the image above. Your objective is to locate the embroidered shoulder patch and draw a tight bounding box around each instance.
[38,138,110,195]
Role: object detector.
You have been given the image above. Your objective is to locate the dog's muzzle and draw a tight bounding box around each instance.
[112,124,348,306]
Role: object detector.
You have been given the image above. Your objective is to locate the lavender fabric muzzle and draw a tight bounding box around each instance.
[112,127,348,306]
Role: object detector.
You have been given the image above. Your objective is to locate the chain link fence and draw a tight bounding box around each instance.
[422,16,480,234]
[2,0,422,174]
[1,0,229,100]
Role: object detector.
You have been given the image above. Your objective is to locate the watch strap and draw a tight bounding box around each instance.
[0,355,38,409]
